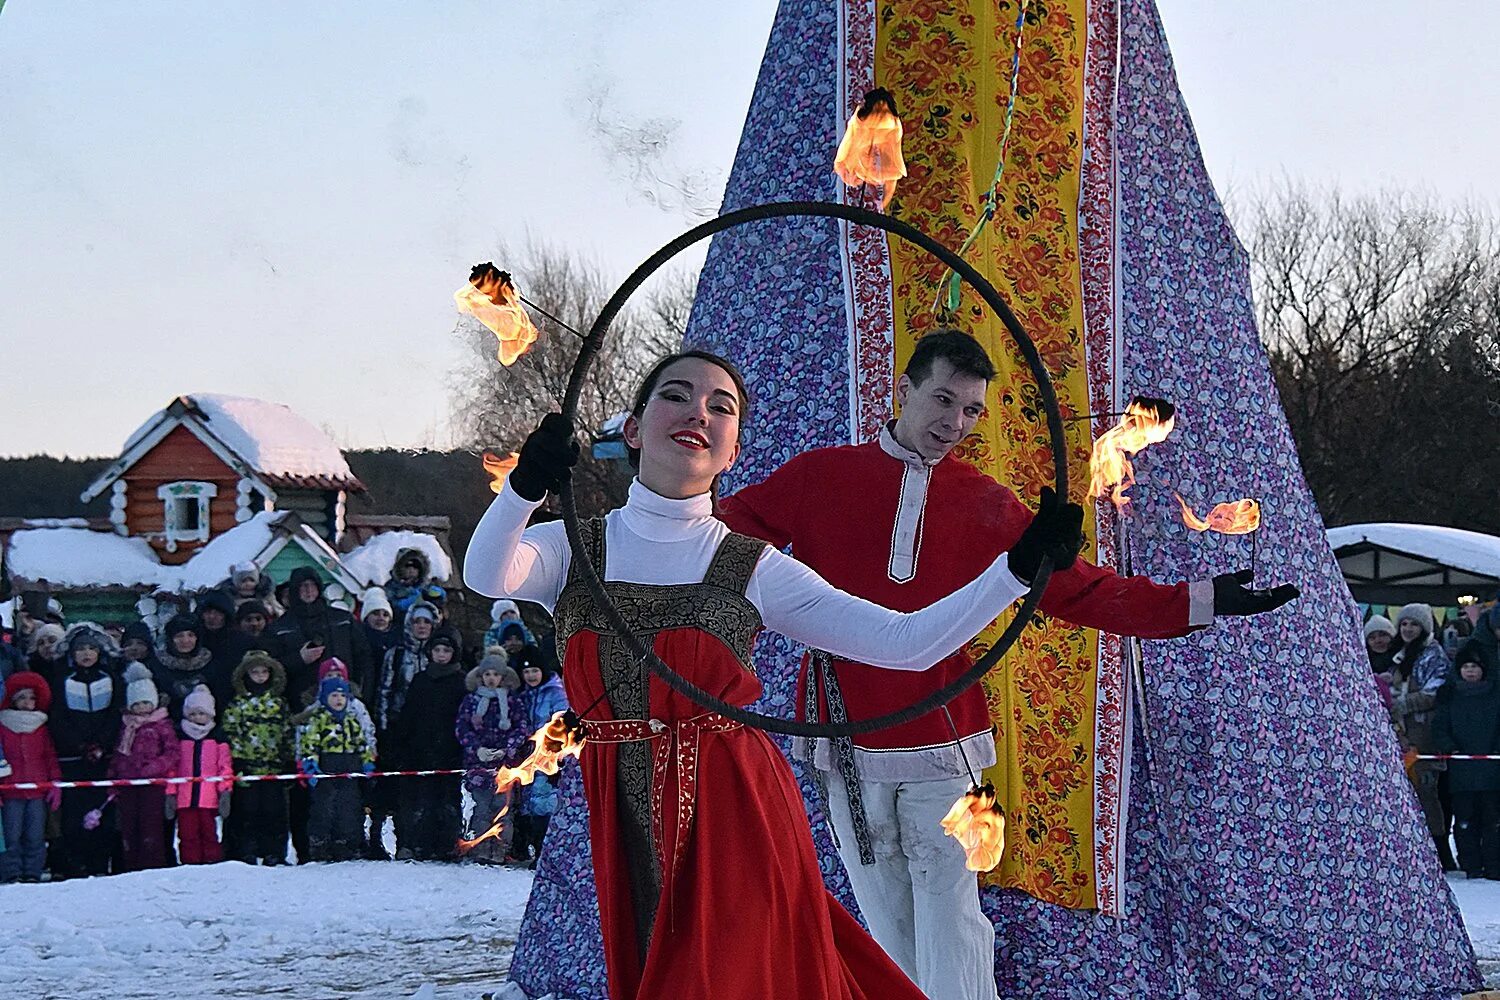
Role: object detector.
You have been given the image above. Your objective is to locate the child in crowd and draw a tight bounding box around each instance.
[1432,648,1500,879]
[297,676,375,862]
[222,651,293,865]
[51,623,123,878]
[0,672,62,882]
[456,647,520,864]
[484,600,535,652]
[510,649,568,866]
[393,628,467,861]
[108,664,178,872]
[173,685,233,865]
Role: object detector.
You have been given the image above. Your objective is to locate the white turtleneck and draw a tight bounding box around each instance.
[463,477,1028,672]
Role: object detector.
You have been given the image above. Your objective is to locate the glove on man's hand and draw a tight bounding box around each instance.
[1212,569,1300,617]
[509,413,580,502]
[1008,487,1085,585]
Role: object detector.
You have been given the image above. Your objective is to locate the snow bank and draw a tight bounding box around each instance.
[1452,874,1500,987]
[344,530,453,587]
[1327,522,1500,581]
[174,511,281,591]
[0,861,535,999]
[121,393,354,482]
[6,528,166,589]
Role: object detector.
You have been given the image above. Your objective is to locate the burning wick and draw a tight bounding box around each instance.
[833,87,907,211]
[458,711,586,854]
[455,263,540,366]
[1177,495,1263,585]
[1086,396,1177,507]
[482,451,520,494]
[940,782,1006,873]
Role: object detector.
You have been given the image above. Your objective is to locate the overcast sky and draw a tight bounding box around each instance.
[1,1,1495,458]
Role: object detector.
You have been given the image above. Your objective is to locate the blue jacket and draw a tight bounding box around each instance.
[515,676,569,816]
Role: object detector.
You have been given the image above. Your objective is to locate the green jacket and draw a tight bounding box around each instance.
[223,690,293,775]
[296,707,374,768]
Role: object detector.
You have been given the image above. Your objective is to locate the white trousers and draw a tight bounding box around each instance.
[825,771,1000,1000]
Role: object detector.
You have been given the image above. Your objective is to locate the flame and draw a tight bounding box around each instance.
[1175,495,1261,535]
[1086,396,1177,506]
[940,782,1006,873]
[456,800,510,853]
[455,262,539,366]
[458,711,586,856]
[482,451,519,494]
[834,89,907,210]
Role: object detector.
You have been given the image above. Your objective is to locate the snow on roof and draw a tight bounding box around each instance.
[120,393,358,487]
[342,531,453,588]
[7,528,167,589]
[173,511,282,591]
[1327,522,1500,580]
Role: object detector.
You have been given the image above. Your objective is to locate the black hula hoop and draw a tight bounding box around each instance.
[560,199,1066,738]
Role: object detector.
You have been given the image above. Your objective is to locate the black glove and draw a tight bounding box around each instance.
[1213,569,1299,617]
[1008,487,1085,585]
[509,413,580,502]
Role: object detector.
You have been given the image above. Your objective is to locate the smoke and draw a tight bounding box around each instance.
[578,82,720,220]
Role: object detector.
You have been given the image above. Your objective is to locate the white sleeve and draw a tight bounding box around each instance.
[749,547,1029,670]
[460,475,572,611]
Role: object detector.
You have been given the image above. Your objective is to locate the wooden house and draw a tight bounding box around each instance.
[79,394,366,563]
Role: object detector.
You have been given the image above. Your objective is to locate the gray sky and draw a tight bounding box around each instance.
[1,1,1495,458]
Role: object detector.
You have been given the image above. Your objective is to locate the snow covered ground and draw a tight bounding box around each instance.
[0,861,534,999]
[5,863,1499,997]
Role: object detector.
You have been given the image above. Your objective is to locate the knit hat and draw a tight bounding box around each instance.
[235,599,270,622]
[124,662,159,708]
[1363,615,1396,639]
[3,671,52,714]
[491,599,520,624]
[421,584,447,607]
[318,657,349,682]
[407,603,437,624]
[28,622,65,655]
[467,646,519,692]
[426,627,462,658]
[512,644,546,676]
[165,615,201,641]
[183,684,216,718]
[318,675,351,710]
[1397,603,1436,638]
[499,622,526,644]
[231,561,260,585]
[199,590,236,619]
[360,586,392,619]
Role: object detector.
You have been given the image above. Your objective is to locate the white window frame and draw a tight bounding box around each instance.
[157,481,217,549]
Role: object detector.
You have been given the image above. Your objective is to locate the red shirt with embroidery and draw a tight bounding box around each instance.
[719,434,1196,761]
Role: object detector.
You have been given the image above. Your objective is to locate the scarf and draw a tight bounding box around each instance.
[472,686,507,729]
[0,708,47,735]
[181,718,214,740]
[119,706,168,755]
[160,647,213,674]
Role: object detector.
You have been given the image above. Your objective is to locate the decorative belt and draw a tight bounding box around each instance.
[583,712,743,883]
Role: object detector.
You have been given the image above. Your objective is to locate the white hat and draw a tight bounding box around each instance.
[491,599,520,623]
[361,586,393,618]
[124,662,159,709]
[1363,615,1395,639]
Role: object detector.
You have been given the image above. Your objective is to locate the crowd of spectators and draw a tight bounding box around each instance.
[0,550,567,882]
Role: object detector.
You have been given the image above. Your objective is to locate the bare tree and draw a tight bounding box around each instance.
[1242,183,1500,529]
[451,240,694,513]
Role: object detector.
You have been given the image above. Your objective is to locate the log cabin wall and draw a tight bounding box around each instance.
[272,487,337,541]
[121,425,240,565]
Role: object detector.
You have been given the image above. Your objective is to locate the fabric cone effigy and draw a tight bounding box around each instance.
[505,0,1479,996]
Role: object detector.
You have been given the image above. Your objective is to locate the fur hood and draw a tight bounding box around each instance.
[231,650,287,697]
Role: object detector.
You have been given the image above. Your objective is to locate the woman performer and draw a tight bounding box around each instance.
[463,350,1080,1000]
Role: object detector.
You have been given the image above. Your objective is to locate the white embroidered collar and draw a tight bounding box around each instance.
[879,422,942,469]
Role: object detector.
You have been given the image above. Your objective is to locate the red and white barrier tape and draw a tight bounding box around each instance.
[1414,754,1500,761]
[2,768,472,791]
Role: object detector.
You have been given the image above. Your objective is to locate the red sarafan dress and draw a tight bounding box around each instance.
[553,519,925,1000]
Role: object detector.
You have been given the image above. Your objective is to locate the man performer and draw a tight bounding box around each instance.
[718,329,1297,1000]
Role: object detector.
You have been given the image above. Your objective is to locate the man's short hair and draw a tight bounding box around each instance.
[904,328,997,385]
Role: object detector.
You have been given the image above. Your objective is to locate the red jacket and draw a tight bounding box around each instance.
[719,436,1197,756]
[0,672,62,801]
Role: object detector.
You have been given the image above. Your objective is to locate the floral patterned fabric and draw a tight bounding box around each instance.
[505,0,1480,995]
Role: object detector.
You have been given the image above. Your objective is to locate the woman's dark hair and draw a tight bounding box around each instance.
[1395,626,1431,681]
[904,327,997,385]
[626,350,751,472]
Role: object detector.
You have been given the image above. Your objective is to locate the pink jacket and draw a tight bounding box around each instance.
[174,733,235,810]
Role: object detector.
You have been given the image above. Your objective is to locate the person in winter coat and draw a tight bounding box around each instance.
[296,676,375,862]
[391,627,467,861]
[118,622,162,676]
[287,657,377,863]
[154,616,220,718]
[1365,615,1397,674]
[218,561,283,617]
[483,600,536,654]
[509,651,569,864]
[383,548,434,618]
[1432,648,1500,879]
[234,600,273,645]
[377,602,437,733]
[26,623,66,685]
[1383,602,1455,870]
[359,587,399,672]
[197,591,251,699]
[268,567,373,705]
[172,685,233,865]
[222,651,293,865]
[49,623,123,878]
[108,665,178,872]
[455,649,521,863]
[1459,606,1500,674]
[0,672,62,882]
